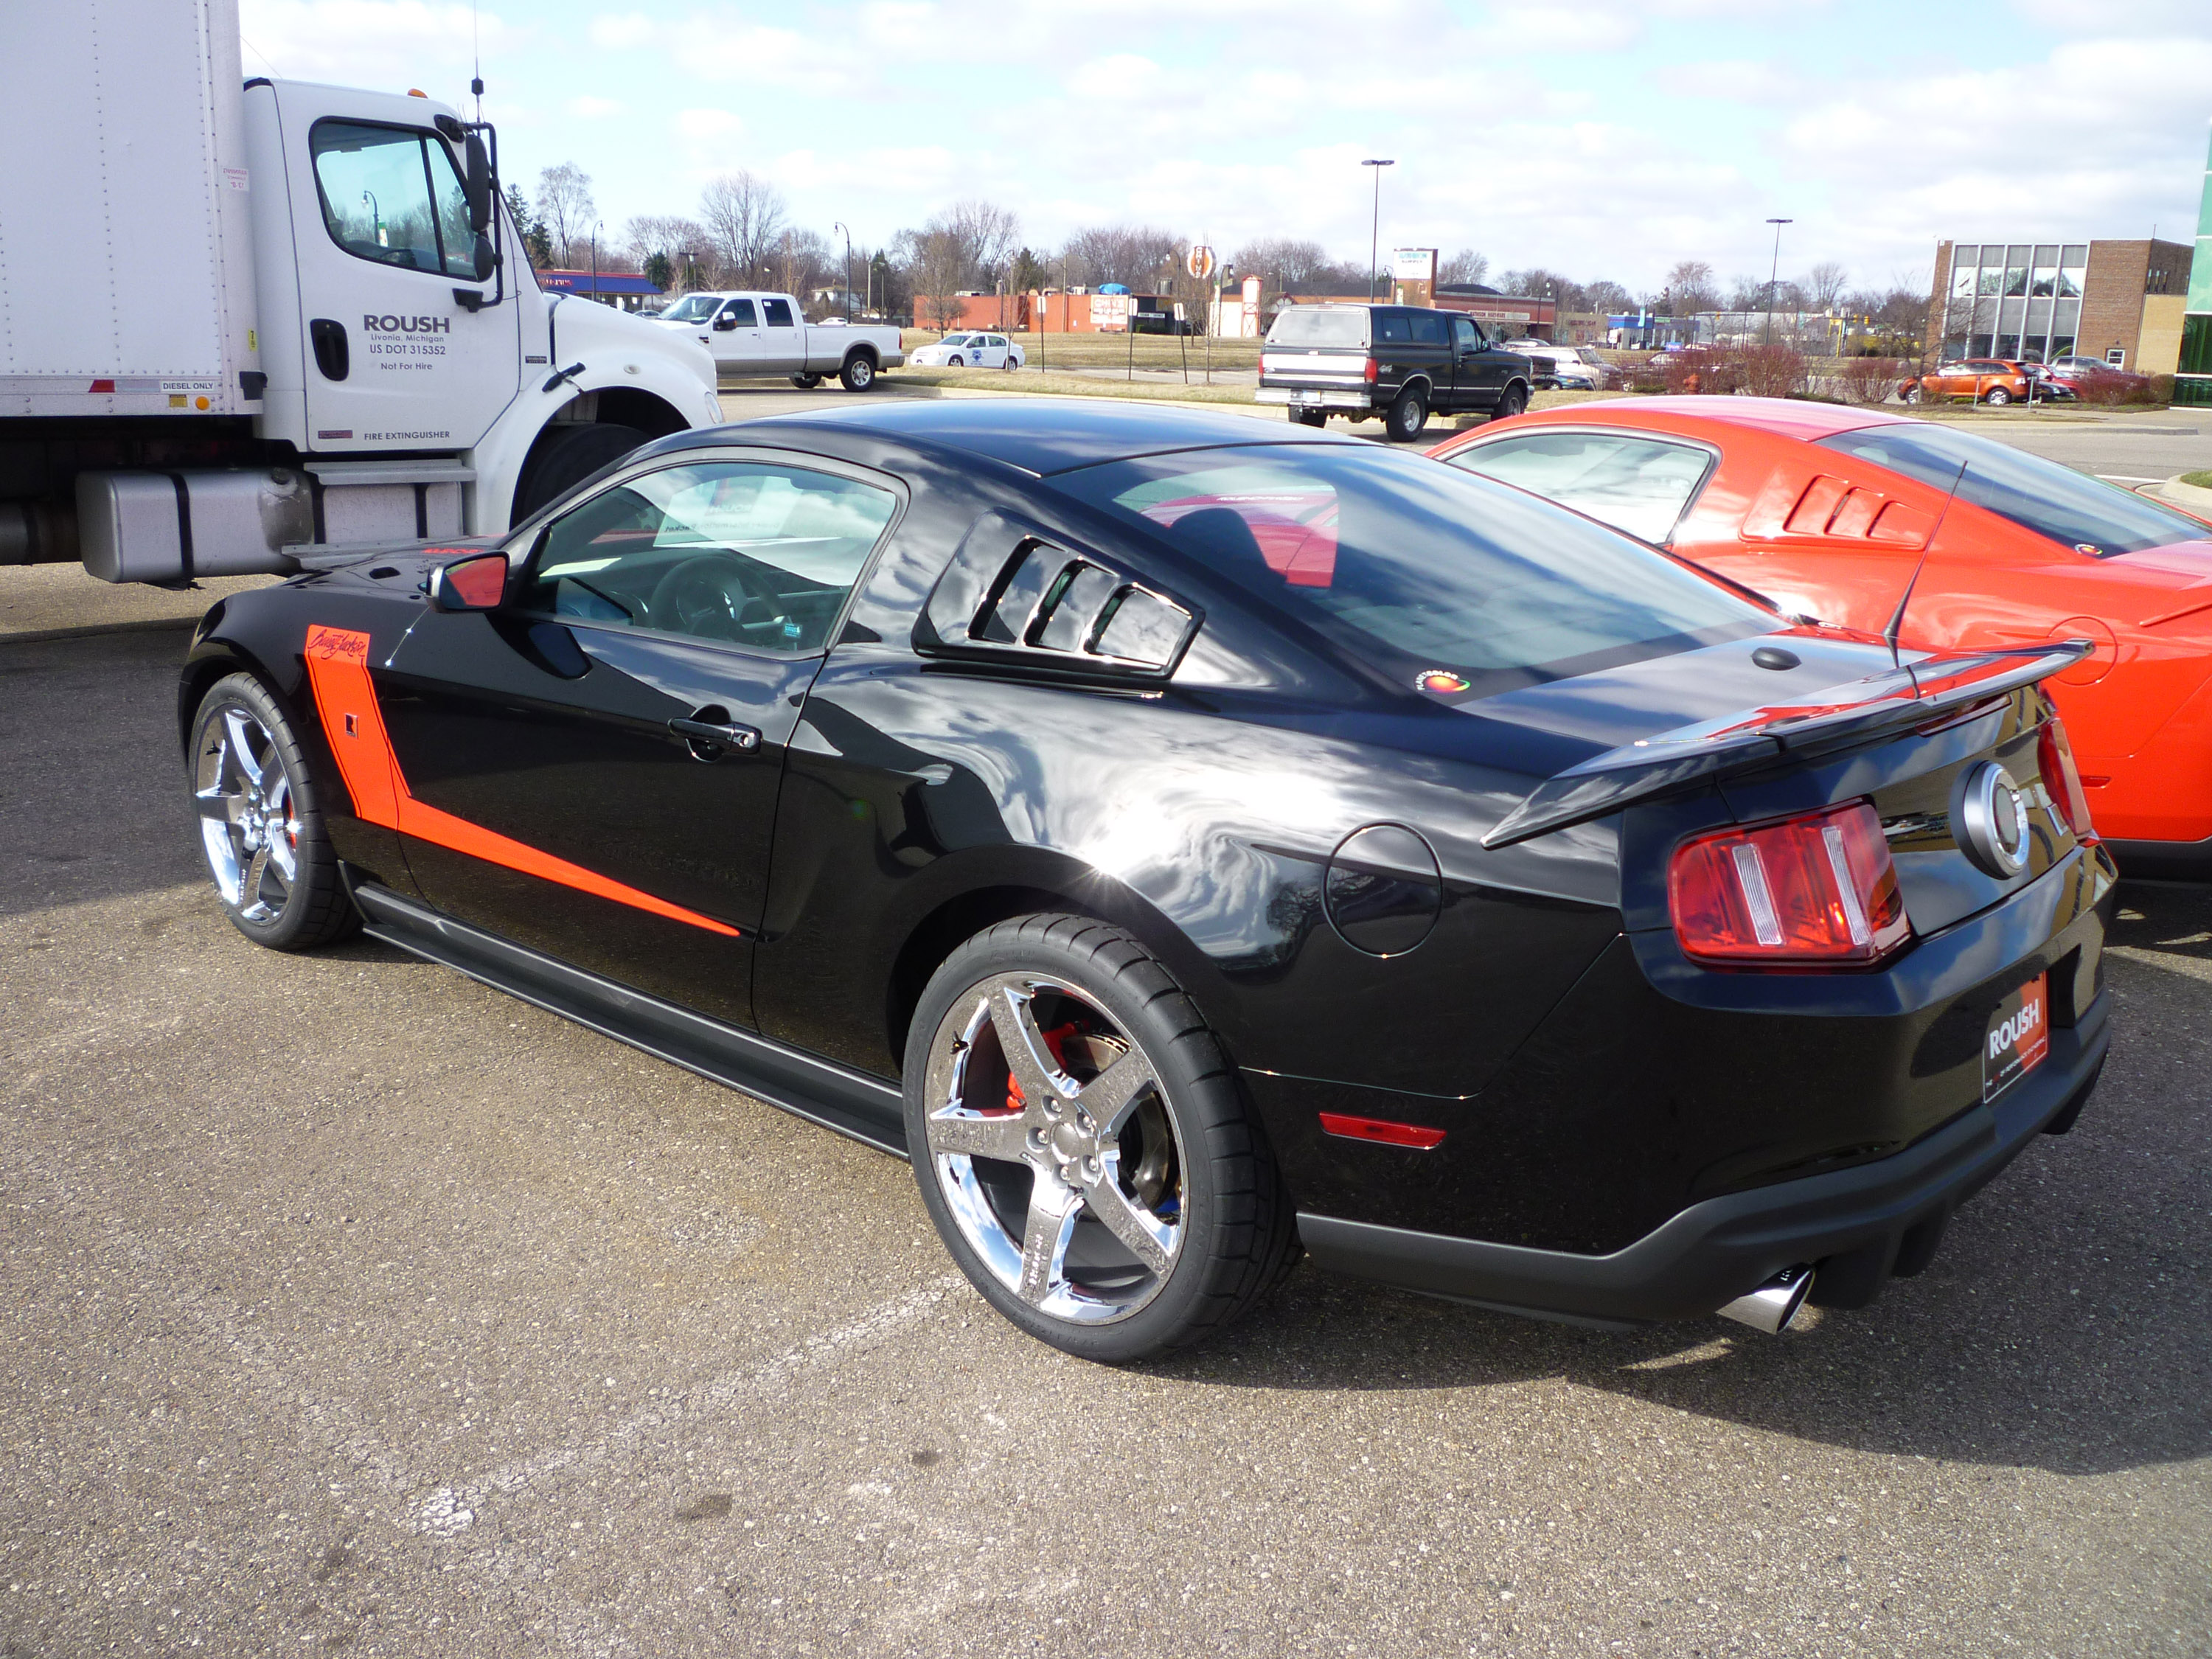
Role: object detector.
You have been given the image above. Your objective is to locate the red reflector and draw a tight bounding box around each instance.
[1669,800,1911,967]
[2037,717,2097,841]
[1319,1111,1445,1150]
[88,379,116,394]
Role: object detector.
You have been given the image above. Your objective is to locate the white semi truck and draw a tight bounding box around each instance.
[0,1,725,584]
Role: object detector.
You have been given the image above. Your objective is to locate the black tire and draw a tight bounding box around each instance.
[187,673,359,952]
[903,914,1301,1363]
[840,353,877,392]
[1984,386,2012,406]
[947,355,964,368]
[1002,353,1019,372]
[1290,408,1327,428]
[1902,385,1924,404]
[791,372,824,389]
[1384,387,1430,442]
[1490,380,1529,422]
[512,422,649,521]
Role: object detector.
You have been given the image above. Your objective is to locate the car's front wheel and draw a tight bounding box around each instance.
[904,914,1299,1362]
[1003,353,1020,372]
[188,673,358,951]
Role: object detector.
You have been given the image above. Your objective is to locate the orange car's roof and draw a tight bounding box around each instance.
[1488,395,1910,442]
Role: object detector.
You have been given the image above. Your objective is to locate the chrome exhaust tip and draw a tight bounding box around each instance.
[1716,1264,1815,1334]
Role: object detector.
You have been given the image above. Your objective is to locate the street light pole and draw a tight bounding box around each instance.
[1362,159,1395,301]
[1764,217,1792,347]
[591,219,602,305]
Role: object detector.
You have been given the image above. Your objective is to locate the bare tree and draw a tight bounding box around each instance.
[698,170,787,288]
[533,163,596,268]
[897,226,970,330]
[1063,224,1183,289]
[1804,260,1849,313]
[1584,279,1634,314]
[1663,260,1718,314]
[1725,271,1770,312]
[1438,248,1490,287]
[942,200,1021,287]
[622,213,709,284]
[1229,237,1338,293]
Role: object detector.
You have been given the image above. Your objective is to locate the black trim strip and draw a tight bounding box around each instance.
[164,473,196,582]
[347,880,908,1155]
[414,482,429,538]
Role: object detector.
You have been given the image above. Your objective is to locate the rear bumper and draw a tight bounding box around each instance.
[1298,987,2110,1329]
[2107,835,2212,882]
[1256,384,1379,410]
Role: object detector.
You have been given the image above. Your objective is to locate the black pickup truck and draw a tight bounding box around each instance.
[1256,304,1534,440]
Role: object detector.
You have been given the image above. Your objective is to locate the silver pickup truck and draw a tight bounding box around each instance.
[652,291,903,391]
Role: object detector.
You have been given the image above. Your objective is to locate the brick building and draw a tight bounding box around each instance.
[1924,239,2191,372]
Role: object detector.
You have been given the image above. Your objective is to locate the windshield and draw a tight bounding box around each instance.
[1267,309,1368,349]
[659,294,719,322]
[1048,444,1771,698]
[1815,422,2208,556]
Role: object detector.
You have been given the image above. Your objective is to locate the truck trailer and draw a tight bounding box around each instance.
[0,0,724,584]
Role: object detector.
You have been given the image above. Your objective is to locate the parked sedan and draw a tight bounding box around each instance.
[1504,341,1613,389]
[180,400,2112,1360]
[910,331,1024,370]
[1433,396,2212,875]
[1898,358,2036,405]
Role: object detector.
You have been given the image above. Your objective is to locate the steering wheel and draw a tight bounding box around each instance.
[646,552,782,641]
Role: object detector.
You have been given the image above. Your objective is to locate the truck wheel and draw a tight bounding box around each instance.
[903,913,1301,1363]
[512,422,649,521]
[189,673,359,952]
[841,355,877,392]
[791,372,824,389]
[1385,389,1429,442]
[1290,408,1327,428]
[1490,382,1528,422]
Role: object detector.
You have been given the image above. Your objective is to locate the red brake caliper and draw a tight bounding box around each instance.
[1004,1021,1082,1113]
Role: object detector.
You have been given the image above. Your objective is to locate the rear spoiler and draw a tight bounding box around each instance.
[1481,640,2090,849]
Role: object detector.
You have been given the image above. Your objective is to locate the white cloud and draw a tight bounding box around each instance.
[566,94,624,118]
[239,0,522,104]
[586,10,656,48]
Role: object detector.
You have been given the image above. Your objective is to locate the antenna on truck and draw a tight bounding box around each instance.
[1885,458,1968,669]
[472,1,484,120]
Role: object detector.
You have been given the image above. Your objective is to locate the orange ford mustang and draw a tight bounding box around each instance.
[1430,397,2212,876]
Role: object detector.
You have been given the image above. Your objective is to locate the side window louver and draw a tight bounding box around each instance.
[917,514,1198,676]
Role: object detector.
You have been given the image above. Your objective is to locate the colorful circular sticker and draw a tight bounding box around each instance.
[1416,669,1470,695]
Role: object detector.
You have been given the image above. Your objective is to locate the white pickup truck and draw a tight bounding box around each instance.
[653,293,902,391]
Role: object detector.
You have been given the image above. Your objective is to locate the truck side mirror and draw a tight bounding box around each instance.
[472,232,499,283]
[426,551,509,611]
[712,314,738,331]
[464,133,493,232]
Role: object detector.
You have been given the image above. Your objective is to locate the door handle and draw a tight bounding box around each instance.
[669,716,761,756]
[309,318,349,380]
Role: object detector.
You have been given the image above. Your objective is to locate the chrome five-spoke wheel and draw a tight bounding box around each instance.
[195,703,300,923]
[921,973,1185,1324]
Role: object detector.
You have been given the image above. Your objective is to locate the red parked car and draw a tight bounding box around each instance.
[1430,397,2212,875]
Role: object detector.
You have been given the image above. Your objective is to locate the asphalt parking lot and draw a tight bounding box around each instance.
[3,413,2210,1658]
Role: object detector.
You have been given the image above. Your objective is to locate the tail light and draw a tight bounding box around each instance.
[1364,355,1380,384]
[2038,717,2097,841]
[1669,801,1911,967]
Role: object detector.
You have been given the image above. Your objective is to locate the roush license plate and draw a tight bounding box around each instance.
[1983,972,2050,1102]
[1294,389,1322,403]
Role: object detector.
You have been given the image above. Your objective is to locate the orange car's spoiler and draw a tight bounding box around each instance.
[1481,639,2091,849]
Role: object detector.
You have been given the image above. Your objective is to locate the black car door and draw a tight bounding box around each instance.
[377,451,903,1026]
[1451,315,1502,409]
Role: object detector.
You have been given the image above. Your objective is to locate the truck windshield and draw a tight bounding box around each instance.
[1049,444,1770,698]
[659,294,720,322]
[1815,422,2209,556]
[1267,310,1368,349]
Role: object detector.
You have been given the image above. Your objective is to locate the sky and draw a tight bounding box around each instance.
[236,0,2212,295]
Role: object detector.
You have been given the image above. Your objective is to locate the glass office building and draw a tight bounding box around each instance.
[1938,243,2087,364]
[2177,128,2212,406]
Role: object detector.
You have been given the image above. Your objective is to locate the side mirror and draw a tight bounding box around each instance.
[426,551,509,611]
[712,314,738,331]
[472,232,499,283]
[463,133,493,232]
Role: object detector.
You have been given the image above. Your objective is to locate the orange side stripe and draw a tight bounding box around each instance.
[303,624,742,939]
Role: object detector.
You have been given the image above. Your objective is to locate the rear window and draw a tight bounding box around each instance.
[1447,430,1716,544]
[1267,309,1368,349]
[1815,423,2208,556]
[1048,444,1770,698]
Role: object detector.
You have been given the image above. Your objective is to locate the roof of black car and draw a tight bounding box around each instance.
[727,397,1357,476]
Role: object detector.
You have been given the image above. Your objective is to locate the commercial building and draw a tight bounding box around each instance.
[2177,129,2212,406]
[1924,240,2191,372]
[535,269,664,313]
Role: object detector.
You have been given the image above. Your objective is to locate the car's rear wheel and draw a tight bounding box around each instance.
[189,673,358,952]
[840,354,876,392]
[1984,386,2012,406]
[1491,381,1529,422]
[1385,389,1430,441]
[904,914,1299,1362]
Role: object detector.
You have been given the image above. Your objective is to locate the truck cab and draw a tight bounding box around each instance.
[0,1,723,585]
[1256,304,1533,442]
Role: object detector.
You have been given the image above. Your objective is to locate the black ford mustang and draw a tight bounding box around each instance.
[179,401,2115,1360]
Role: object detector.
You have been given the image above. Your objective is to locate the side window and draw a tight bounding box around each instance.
[1410,312,1445,345]
[1446,431,1716,545]
[761,297,796,327]
[310,120,475,277]
[1451,316,1481,350]
[720,299,758,327]
[1376,311,1413,344]
[518,461,899,654]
